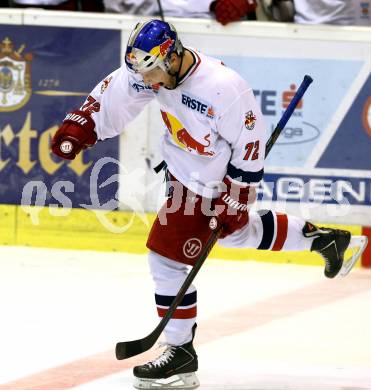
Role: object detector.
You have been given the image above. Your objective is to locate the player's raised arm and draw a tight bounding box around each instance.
[51,66,155,160]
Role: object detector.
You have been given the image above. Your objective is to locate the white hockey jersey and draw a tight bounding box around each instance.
[82,49,267,198]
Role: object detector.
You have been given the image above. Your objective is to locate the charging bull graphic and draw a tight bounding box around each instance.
[150,38,174,60]
[161,110,215,156]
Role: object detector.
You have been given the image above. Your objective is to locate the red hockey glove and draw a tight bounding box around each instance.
[51,110,97,160]
[212,0,257,25]
[214,177,256,238]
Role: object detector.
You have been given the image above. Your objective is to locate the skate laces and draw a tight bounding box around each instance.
[317,238,333,270]
[147,343,177,368]
[319,237,338,271]
[322,252,331,270]
[311,228,335,270]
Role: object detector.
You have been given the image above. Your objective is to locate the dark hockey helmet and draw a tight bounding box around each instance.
[125,19,184,74]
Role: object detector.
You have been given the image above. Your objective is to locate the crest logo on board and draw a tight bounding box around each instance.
[0,37,32,112]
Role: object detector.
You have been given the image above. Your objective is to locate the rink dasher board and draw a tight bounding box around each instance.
[0,203,367,268]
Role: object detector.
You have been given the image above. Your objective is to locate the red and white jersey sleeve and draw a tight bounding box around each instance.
[216,73,266,186]
[80,66,155,140]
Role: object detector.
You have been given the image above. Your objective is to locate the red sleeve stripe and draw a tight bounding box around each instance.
[272,213,288,251]
[157,306,197,319]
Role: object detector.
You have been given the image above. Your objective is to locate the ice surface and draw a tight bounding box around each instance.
[0,246,370,390]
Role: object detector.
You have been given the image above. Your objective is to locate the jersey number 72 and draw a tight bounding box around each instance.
[243,140,260,161]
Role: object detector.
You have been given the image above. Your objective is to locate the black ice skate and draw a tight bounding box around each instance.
[133,324,199,390]
[303,222,356,278]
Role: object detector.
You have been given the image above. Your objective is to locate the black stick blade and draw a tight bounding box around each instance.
[116,332,158,360]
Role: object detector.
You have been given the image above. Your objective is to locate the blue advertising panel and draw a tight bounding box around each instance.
[222,56,364,168]
[0,26,121,209]
[221,56,371,209]
[260,173,371,206]
[317,74,371,170]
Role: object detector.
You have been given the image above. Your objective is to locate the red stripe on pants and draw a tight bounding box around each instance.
[157,306,197,319]
[272,213,288,251]
[361,226,371,267]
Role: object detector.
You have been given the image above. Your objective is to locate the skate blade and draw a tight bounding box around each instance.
[339,235,368,277]
[133,372,200,390]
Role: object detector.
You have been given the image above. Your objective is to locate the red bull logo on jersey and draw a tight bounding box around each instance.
[245,110,256,130]
[100,76,112,94]
[161,110,215,157]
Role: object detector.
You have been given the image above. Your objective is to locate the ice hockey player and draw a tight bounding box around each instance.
[51,19,359,390]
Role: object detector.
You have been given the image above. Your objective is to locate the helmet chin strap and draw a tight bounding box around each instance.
[166,51,185,90]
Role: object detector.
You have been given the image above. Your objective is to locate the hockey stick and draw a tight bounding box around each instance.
[265,74,313,157]
[156,0,165,21]
[115,74,313,360]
